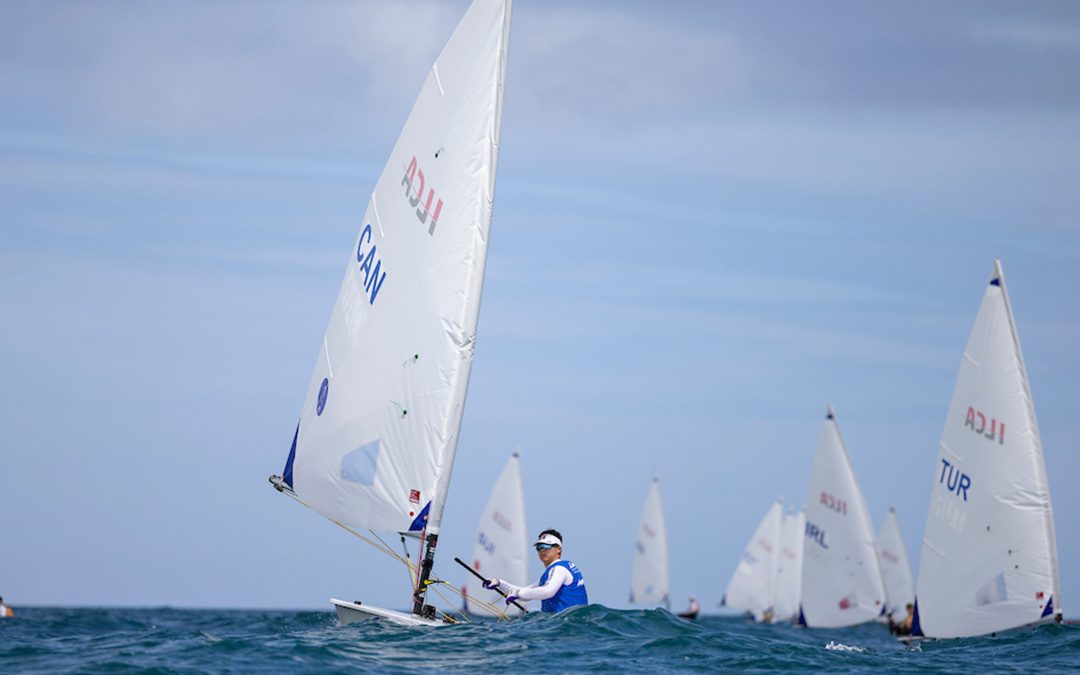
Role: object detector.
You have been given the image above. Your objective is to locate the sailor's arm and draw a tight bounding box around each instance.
[494,566,571,601]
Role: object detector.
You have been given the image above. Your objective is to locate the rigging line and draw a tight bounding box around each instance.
[428,584,469,624]
[414,524,428,592]
[431,579,511,624]
[416,571,502,622]
[372,529,420,593]
[398,534,419,592]
[273,483,413,568]
[434,581,510,622]
[368,528,419,577]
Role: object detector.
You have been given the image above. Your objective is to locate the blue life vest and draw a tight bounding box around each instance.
[539,559,588,613]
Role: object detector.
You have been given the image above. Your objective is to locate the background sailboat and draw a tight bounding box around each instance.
[800,407,885,628]
[911,260,1062,639]
[465,451,528,616]
[877,507,914,625]
[630,477,670,610]
[268,0,512,626]
[772,508,805,623]
[723,499,783,622]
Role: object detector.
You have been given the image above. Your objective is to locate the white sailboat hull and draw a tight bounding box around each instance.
[331,598,449,627]
[899,614,1059,644]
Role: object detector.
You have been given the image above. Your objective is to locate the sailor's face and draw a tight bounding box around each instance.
[537,544,561,566]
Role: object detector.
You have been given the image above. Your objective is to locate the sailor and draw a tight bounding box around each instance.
[0,597,13,618]
[678,596,700,620]
[900,603,914,635]
[484,529,588,613]
[889,602,915,636]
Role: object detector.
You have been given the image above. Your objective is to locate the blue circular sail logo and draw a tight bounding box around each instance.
[317,377,329,416]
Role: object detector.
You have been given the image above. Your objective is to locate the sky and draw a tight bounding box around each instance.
[2,0,1078,615]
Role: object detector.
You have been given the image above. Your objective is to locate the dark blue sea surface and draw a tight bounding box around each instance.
[2,606,1077,673]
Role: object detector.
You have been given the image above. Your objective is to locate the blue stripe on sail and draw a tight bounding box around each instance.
[1041,595,1054,618]
[797,606,806,626]
[990,277,1001,286]
[283,422,298,488]
[409,501,431,531]
[910,598,924,637]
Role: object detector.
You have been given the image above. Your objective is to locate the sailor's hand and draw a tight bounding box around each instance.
[482,578,501,590]
[505,594,519,606]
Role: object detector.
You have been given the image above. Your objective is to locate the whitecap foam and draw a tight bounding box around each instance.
[824,640,866,653]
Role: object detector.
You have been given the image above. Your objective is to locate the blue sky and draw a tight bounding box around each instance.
[2,0,1078,614]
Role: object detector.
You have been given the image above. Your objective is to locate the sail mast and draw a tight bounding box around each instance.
[408,0,513,615]
[423,0,513,540]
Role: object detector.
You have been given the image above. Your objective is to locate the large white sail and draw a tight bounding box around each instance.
[468,451,528,615]
[630,478,670,608]
[912,260,1061,638]
[271,0,512,625]
[877,507,914,624]
[773,509,805,623]
[724,499,783,621]
[800,407,886,628]
[277,0,511,538]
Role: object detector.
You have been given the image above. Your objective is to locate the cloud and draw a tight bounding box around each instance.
[0,1,465,148]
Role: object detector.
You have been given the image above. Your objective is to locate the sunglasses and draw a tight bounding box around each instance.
[534,543,557,551]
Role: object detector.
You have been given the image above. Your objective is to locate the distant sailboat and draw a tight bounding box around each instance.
[466,451,528,616]
[630,477,670,610]
[911,260,1062,638]
[877,507,914,625]
[799,407,885,628]
[772,509,805,623]
[723,499,783,622]
[268,0,513,627]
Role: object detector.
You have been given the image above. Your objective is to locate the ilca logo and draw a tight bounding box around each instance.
[820,491,847,515]
[492,510,512,531]
[402,155,444,235]
[964,406,1005,445]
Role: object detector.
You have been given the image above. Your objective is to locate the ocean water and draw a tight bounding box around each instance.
[2,605,1077,673]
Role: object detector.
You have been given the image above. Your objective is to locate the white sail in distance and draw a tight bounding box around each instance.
[877,507,914,624]
[773,509,805,623]
[468,452,528,615]
[630,477,670,608]
[724,499,783,622]
[912,260,1061,638]
[277,0,512,539]
[800,407,886,628]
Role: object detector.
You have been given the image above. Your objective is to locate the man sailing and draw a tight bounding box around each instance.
[484,529,588,612]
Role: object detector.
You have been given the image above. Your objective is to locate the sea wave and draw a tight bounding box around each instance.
[1,606,1076,673]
